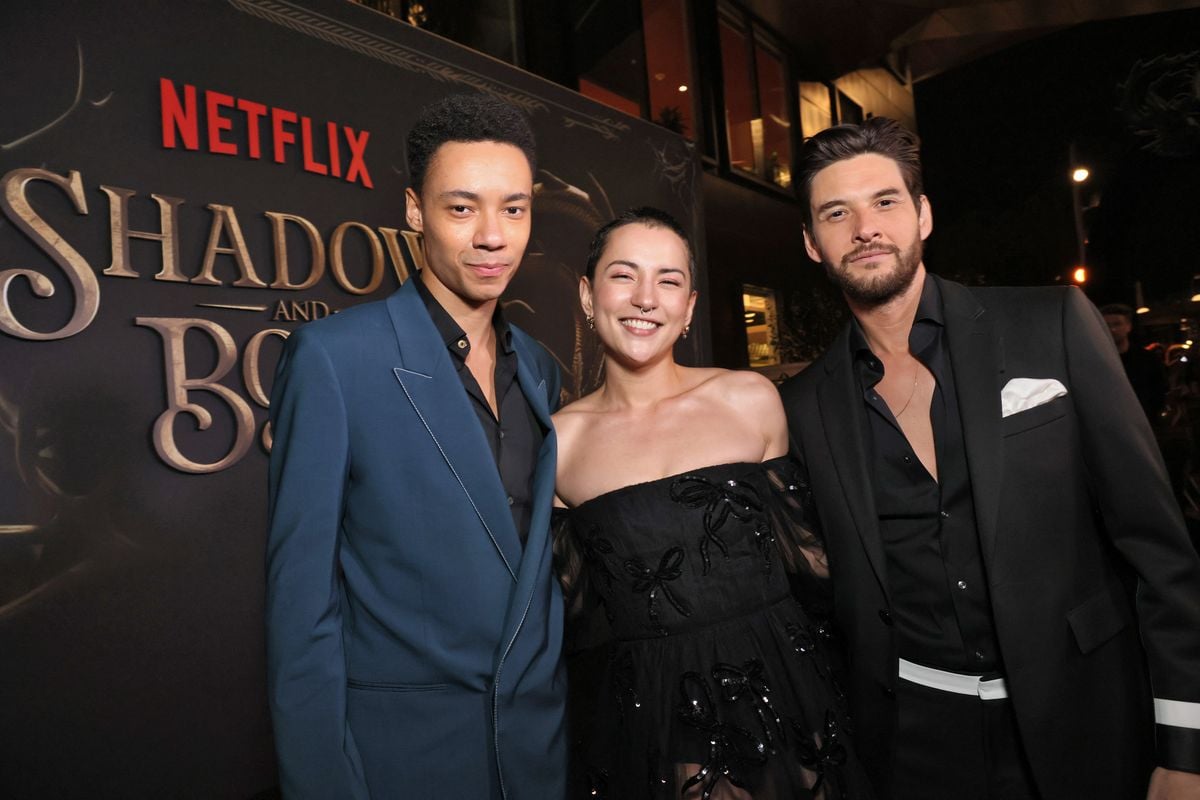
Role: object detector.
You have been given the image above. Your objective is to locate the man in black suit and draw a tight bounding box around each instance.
[780,118,1200,799]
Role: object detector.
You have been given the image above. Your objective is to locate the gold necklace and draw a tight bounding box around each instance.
[892,368,920,418]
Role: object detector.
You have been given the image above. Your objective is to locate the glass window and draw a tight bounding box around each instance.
[743,285,780,367]
[719,15,757,175]
[578,77,642,117]
[718,8,794,188]
[799,81,834,139]
[642,0,698,139]
[837,90,864,124]
[572,0,648,117]
[754,33,791,187]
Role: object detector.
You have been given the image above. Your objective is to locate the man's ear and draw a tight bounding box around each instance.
[803,227,822,264]
[918,195,933,241]
[405,187,424,232]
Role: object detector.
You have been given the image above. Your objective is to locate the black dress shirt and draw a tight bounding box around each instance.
[415,277,544,542]
[851,276,1003,673]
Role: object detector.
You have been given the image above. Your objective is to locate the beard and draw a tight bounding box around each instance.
[822,237,923,307]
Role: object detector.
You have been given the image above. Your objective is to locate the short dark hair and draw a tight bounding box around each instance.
[1100,303,1134,321]
[584,207,695,284]
[406,94,537,193]
[797,117,923,228]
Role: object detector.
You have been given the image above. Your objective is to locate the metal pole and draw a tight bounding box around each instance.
[1070,141,1086,267]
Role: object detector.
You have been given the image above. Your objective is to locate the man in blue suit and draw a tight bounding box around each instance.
[266,94,566,800]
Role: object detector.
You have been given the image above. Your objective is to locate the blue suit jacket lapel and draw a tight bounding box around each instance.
[509,330,556,566]
[385,281,522,581]
[495,330,559,656]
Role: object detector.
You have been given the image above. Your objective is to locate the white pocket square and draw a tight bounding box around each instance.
[1001,378,1068,418]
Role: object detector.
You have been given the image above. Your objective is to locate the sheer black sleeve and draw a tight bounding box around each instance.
[551,506,614,653]
[761,456,835,619]
[762,456,828,578]
[551,506,586,617]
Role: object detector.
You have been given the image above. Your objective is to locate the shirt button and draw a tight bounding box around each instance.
[507,496,514,506]
[903,456,912,464]
[498,430,505,439]
[974,649,985,661]
[457,339,468,349]
[878,609,893,626]
[940,510,950,519]
[957,580,968,590]
[882,686,896,698]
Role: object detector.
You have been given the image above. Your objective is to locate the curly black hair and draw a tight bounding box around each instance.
[405,93,537,193]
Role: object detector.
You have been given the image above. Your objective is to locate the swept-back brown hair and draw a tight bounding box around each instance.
[797,117,923,228]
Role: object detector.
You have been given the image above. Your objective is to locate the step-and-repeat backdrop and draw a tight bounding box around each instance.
[0,1,704,795]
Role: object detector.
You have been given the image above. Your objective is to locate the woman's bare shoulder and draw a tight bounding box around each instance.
[551,390,606,450]
[689,367,781,407]
[552,389,604,423]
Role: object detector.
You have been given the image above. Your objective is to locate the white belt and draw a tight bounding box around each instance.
[898,658,1009,700]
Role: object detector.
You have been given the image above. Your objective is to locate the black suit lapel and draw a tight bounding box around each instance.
[817,326,890,599]
[939,276,1005,562]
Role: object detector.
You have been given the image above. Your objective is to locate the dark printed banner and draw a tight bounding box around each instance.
[0,1,704,796]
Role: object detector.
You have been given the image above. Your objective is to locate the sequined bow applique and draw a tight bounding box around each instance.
[609,648,641,720]
[623,546,691,635]
[784,621,831,681]
[580,524,617,593]
[670,474,768,574]
[712,659,786,752]
[793,710,848,796]
[676,672,767,799]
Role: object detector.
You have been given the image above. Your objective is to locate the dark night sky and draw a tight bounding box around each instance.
[914,7,1200,316]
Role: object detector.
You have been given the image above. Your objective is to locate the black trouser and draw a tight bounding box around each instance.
[889,677,1041,800]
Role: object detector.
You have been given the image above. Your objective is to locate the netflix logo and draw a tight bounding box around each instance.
[159,78,374,189]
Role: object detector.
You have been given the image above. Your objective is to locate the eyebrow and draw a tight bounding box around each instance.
[815,186,904,214]
[604,260,687,278]
[437,190,531,203]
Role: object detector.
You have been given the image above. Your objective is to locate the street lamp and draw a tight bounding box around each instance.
[1069,143,1090,274]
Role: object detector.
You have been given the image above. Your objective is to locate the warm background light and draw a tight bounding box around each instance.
[1072,266,1088,283]
[1072,167,1090,183]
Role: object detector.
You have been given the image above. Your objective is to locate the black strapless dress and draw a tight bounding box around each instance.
[557,458,872,800]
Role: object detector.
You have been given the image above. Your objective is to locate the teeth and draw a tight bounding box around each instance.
[621,319,659,330]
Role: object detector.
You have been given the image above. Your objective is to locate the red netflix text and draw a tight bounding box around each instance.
[159,78,374,189]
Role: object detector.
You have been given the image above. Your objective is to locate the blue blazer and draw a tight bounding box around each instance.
[266,278,566,800]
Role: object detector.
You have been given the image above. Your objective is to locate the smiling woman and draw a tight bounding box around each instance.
[581,215,695,372]
[550,208,874,799]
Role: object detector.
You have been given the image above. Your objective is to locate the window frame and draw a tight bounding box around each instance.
[711,1,800,198]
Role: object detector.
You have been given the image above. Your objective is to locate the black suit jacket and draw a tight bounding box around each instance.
[780,275,1200,799]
